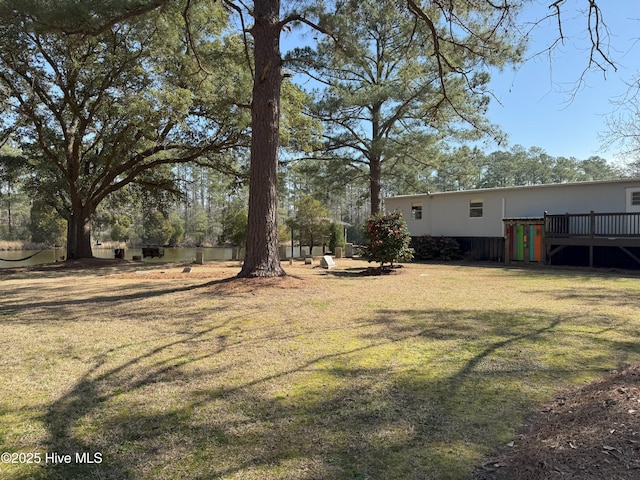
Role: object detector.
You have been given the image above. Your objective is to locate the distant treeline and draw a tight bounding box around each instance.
[381,145,632,196]
[1,144,635,247]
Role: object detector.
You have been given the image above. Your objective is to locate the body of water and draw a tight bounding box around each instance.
[0,247,236,269]
[0,245,326,269]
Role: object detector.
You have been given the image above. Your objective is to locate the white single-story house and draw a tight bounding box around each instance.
[384,179,640,267]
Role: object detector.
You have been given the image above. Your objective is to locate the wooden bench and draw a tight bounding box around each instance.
[142,247,164,258]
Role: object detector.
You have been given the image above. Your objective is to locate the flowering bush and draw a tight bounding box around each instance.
[363,211,413,268]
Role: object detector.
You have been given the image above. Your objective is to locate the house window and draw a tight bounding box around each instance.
[411,204,422,220]
[470,200,483,218]
[632,191,640,206]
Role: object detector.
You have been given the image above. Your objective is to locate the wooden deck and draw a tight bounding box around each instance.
[544,211,640,267]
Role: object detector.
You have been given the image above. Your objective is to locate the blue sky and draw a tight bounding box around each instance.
[283,2,639,163]
[484,2,639,161]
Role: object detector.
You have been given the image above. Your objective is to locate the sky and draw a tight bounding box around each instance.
[283,1,639,163]
[483,2,640,161]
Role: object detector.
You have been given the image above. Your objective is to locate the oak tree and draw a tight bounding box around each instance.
[0,0,252,259]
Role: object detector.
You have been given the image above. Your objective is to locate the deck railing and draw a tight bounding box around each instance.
[545,211,640,238]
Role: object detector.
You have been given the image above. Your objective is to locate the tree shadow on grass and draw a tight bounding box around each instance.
[1,272,311,324]
[0,276,269,325]
[170,308,613,479]
[321,265,407,278]
[8,306,639,479]
[532,288,640,310]
[28,320,233,480]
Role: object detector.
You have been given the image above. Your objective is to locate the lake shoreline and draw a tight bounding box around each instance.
[0,246,247,269]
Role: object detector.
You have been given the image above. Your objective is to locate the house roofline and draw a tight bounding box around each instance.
[385,178,640,201]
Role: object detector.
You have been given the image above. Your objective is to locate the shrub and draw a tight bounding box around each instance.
[329,221,345,253]
[411,236,462,261]
[363,211,413,268]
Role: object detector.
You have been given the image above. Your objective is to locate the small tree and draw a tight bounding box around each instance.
[363,211,413,269]
[141,211,175,246]
[167,217,185,247]
[29,200,66,246]
[110,222,130,243]
[289,195,331,255]
[218,207,248,248]
[329,221,345,253]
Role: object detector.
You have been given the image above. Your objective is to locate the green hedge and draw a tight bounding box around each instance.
[410,236,462,261]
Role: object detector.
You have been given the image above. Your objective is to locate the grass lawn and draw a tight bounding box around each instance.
[1,259,639,479]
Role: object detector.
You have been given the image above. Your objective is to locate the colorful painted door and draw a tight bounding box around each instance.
[516,224,524,261]
[529,225,543,262]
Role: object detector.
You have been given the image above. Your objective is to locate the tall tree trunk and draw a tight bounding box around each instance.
[66,214,77,259]
[238,0,285,278]
[7,184,12,239]
[370,103,383,215]
[66,205,93,259]
[370,155,382,215]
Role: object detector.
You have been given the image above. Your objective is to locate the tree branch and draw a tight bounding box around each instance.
[221,0,255,80]
[31,0,169,36]
[182,0,210,74]
[278,14,340,46]
[404,0,448,100]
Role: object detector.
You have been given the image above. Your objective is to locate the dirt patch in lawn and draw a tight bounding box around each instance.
[472,364,640,479]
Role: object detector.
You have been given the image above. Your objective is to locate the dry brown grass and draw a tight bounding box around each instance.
[1,259,640,479]
[0,240,46,251]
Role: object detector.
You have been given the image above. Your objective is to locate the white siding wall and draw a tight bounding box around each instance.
[385,180,640,238]
[388,195,430,236]
[503,183,627,217]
